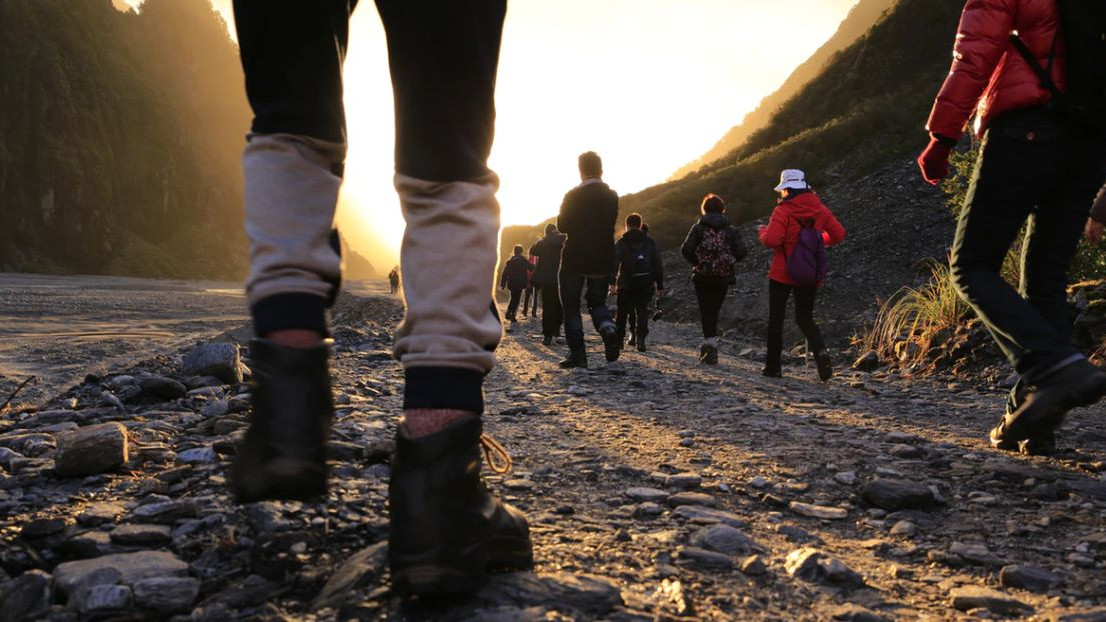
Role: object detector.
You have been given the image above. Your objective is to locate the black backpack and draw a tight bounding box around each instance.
[1010,0,1106,135]
[625,239,654,289]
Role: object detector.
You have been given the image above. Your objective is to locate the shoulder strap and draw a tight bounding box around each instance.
[1010,33,1063,99]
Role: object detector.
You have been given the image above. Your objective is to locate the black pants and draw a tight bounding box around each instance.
[617,288,653,342]
[560,272,614,350]
[505,287,524,321]
[766,279,825,369]
[950,110,1106,383]
[521,286,538,316]
[539,282,563,338]
[693,280,728,339]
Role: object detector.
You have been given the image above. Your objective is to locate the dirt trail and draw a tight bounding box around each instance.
[0,285,1104,620]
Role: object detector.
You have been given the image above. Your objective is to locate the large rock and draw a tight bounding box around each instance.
[0,570,52,622]
[949,586,1032,615]
[689,524,758,556]
[859,479,937,511]
[132,577,201,614]
[54,551,189,596]
[670,505,750,528]
[313,541,387,607]
[785,548,865,589]
[181,343,243,384]
[137,376,187,400]
[999,564,1064,592]
[54,422,129,477]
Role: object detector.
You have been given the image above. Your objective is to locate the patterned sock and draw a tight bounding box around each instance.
[403,409,473,437]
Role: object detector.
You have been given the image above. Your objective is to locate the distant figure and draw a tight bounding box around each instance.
[613,213,664,352]
[626,222,652,345]
[758,170,845,380]
[918,0,1106,455]
[500,245,535,329]
[229,0,531,597]
[529,223,566,346]
[520,251,538,318]
[557,151,620,368]
[388,265,400,294]
[681,194,747,364]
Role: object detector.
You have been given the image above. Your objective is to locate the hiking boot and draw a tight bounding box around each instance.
[389,416,533,596]
[231,339,332,503]
[992,359,1106,446]
[814,351,833,382]
[542,335,553,347]
[636,336,647,353]
[1021,430,1057,456]
[699,344,718,365]
[627,334,637,347]
[559,348,588,369]
[762,365,783,378]
[601,326,621,363]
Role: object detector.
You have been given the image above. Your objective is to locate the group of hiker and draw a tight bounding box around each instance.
[500,155,846,380]
[227,0,1106,599]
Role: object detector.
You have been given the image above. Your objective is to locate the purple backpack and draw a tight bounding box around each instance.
[786,218,828,287]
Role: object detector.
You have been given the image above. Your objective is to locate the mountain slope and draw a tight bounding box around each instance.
[669,0,899,181]
[0,0,251,278]
[623,0,965,250]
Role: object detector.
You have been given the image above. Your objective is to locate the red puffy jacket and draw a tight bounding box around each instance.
[758,191,846,287]
[927,0,1066,140]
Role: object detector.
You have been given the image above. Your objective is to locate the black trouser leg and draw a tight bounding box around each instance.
[506,288,522,321]
[615,290,630,342]
[584,276,615,334]
[541,283,562,338]
[521,287,532,316]
[766,279,790,369]
[693,281,727,339]
[530,285,540,316]
[793,285,825,354]
[560,272,586,350]
[633,289,653,339]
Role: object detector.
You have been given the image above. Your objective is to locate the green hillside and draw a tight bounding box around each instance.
[0,0,251,279]
[623,0,965,249]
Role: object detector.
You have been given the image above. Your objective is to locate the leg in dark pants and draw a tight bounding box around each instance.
[561,272,614,351]
[541,282,563,338]
[693,281,727,339]
[521,287,531,317]
[506,288,523,322]
[792,285,826,354]
[632,289,653,343]
[530,285,540,317]
[765,279,790,371]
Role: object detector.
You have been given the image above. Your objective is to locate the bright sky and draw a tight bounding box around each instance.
[126,0,861,269]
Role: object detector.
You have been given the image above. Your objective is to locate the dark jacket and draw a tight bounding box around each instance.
[681,213,747,285]
[528,232,566,286]
[557,179,619,275]
[614,229,664,291]
[500,255,534,290]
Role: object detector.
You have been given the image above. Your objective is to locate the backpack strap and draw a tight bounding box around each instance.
[1010,32,1063,100]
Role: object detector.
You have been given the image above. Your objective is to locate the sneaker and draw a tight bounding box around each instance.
[814,351,833,382]
[558,348,588,369]
[761,365,782,378]
[601,326,621,363]
[992,359,1106,447]
[699,344,718,365]
[389,416,532,595]
[231,339,332,503]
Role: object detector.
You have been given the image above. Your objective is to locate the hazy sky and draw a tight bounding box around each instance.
[123,0,861,266]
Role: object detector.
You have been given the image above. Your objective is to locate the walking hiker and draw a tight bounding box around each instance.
[557,151,621,368]
[681,194,747,364]
[529,223,566,346]
[229,0,531,596]
[613,213,665,352]
[626,222,652,346]
[500,245,534,329]
[918,0,1106,454]
[758,170,845,380]
[388,265,400,294]
[520,251,538,318]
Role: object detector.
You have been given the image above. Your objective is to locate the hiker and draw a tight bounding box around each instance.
[918,0,1106,455]
[757,170,845,380]
[529,223,566,345]
[388,265,400,294]
[500,245,534,328]
[626,222,652,346]
[520,251,538,318]
[613,213,665,352]
[228,0,531,596]
[680,194,747,364]
[557,151,621,368]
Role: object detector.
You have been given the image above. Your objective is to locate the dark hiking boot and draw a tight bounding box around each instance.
[231,339,332,503]
[699,344,718,365]
[1021,430,1057,456]
[389,416,532,596]
[991,359,1106,447]
[601,326,621,363]
[542,335,553,346]
[559,349,588,369]
[636,336,647,353]
[761,365,783,378]
[814,351,833,382]
[627,334,637,347]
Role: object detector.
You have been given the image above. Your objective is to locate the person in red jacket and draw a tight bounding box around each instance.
[758,169,845,381]
[918,0,1106,455]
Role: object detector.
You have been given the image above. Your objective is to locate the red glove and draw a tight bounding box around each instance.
[917,137,954,186]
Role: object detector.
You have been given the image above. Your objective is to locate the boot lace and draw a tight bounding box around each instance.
[480,433,513,474]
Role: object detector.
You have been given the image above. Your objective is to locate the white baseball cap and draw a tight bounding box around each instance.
[774,169,809,191]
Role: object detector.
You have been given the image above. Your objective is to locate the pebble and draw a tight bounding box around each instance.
[624,487,669,503]
[109,524,172,546]
[132,577,201,614]
[789,501,848,520]
[860,478,937,511]
[676,546,733,570]
[689,524,758,556]
[667,492,717,508]
[949,586,1032,615]
[999,564,1064,592]
[176,447,217,464]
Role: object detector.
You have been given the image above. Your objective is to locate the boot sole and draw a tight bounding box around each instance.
[392,538,533,596]
[1001,372,1106,442]
[231,457,327,503]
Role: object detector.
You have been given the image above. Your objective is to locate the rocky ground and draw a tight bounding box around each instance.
[2,283,1106,621]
